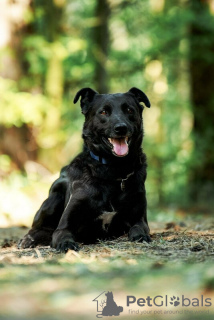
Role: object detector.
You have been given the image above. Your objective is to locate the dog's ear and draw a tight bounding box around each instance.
[128,87,151,108]
[73,87,98,115]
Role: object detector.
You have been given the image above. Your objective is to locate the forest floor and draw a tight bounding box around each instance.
[0,213,213,320]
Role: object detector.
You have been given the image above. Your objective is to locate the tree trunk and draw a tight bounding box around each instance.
[93,0,111,93]
[0,0,38,171]
[189,0,214,207]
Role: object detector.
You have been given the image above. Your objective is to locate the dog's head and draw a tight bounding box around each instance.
[105,291,113,299]
[73,87,150,158]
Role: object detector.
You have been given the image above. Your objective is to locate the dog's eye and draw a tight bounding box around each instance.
[101,109,108,116]
[127,107,134,114]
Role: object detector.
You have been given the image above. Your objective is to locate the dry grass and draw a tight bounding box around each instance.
[0,219,213,265]
[0,218,213,320]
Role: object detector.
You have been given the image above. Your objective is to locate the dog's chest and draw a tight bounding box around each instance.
[97,211,116,231]
[96,201,117,231]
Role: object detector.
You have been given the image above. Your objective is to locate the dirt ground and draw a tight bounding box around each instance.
[0,217,213,320]
[0,218,213,263]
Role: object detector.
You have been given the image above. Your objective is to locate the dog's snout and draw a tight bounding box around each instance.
[114,123,128,135]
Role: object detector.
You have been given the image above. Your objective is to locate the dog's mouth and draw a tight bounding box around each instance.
[102,136,130,157]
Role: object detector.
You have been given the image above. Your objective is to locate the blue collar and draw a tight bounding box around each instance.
[89,150,135,191]
[90,151,108,165]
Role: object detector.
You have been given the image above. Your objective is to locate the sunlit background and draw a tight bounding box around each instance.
[0,0,214,227]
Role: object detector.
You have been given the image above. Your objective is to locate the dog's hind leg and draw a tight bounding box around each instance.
[18,167,69,249]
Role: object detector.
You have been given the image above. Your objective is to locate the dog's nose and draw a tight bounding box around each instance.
[114,123,128,135]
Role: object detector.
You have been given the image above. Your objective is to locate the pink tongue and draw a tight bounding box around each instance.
[111,138,128,156]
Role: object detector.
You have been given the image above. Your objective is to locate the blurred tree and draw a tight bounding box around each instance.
[189,0,214,207]
[1,0,214,209]
[0,0,38,171]
[93,0,111,93]
[0,0,66,171]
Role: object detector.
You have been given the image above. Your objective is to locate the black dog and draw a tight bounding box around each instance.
[102,291,123,316]
[18,87,151,252]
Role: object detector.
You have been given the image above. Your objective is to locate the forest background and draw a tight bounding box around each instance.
[1,0,214,227]
[0,1,214,320]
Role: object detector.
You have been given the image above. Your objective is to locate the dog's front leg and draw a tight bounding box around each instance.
[127,191,151,243]
[51,186,97,252]
[51,195,83,252]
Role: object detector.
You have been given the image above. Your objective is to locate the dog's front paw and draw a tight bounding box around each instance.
[17,229,52,249]
[128,225,151,243]
[54,240,80,253]
[51,229,80,253]
[18,234,36,249]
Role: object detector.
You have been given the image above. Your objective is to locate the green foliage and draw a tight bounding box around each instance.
[0,78,50,127]
[0,0,214,207]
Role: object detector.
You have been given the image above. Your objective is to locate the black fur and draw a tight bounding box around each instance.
[18,87,151,252]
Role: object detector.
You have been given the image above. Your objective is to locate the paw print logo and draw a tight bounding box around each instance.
[170,296,180,307]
